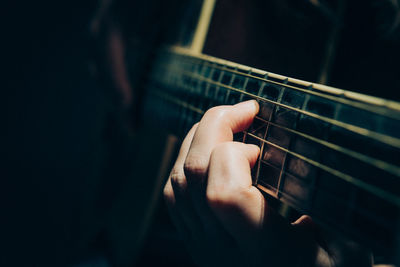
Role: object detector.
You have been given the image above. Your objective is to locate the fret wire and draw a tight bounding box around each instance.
[172,49,400,120]
[254,116,400,177]
[273,84,288,198]
[241,70,249,143]
[254,139,264,186]
[246,132,400,207]
[213,66,225,100]
[239,69,251,102]
[253,75,272,185]
[172,65,187,134]
[238,69,252,142]
[197,61,209,111]
[173,68,400,150]
[257,74,267,96]
[325,100,354,225]
[148,89,400,207]
[296,89,316,205]
[223,66,237,104]
[204,63,216,98]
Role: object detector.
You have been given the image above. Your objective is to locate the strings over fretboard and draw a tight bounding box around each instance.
[143,46,400,260]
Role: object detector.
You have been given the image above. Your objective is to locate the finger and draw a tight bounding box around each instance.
[163,178,190,240]
[206,142,263,237]
[206,142,319,266]
[184,100,259,183]
[182,101,259,232]
[165,123,243,266]
[208,142,260,192]
[164,124,202,240]
[164,123,198,207]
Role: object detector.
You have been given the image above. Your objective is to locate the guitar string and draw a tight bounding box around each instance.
[258,179,394,252]
[168,46,400,115]
[149,73,400,177]
[169,61,400,178]
[148,88,400,207]
[163,66,400,150]
[255,116,400,177]
[255,179,393,230]
[151,65,400,174]
[247,131,400,207]
[256,160,393,229]
[191,59,400,121]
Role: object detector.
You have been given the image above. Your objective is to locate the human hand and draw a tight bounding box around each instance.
[163,100,373,267]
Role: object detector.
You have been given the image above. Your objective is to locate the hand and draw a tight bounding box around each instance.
[163,100,373,267]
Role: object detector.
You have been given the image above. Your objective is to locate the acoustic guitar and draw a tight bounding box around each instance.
[139,0,400,264]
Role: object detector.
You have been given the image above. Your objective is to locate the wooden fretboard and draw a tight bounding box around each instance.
[143,46,400,262]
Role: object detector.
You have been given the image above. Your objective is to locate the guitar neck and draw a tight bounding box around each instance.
[143,46,400,262]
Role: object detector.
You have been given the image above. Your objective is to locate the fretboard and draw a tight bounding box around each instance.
[143,46,400,262]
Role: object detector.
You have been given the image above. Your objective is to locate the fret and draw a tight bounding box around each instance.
[247,74,272,185]
[241,71,259,155]
[213,66,226,105]
[223,67,237,104]
[257,85,275,187]
[289,88,324,210]
[263,80,290,199]
[198,61,208,80]
[258,159,282,196]
[189,59,202,95]
[257,74,267,96]
[195,61,208,111]
[238,69,251,102]
[204,64,215,99]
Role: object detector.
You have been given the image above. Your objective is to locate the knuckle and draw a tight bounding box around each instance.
[204,106,228,121]
[190,122,199,131]
[206,185,250,210]
[214,142,236,156]
[169,167,187,190]
[210,142,237,163]
[206,187,235,209]
[163,181,175,204]
[183,154,208,178]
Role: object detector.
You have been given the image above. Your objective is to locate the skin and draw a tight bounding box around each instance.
[163,100,374,267]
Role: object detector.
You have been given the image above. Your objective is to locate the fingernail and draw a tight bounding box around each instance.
[235,100,259,113]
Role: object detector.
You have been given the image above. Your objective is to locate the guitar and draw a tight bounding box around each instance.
[139,0,400,264]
